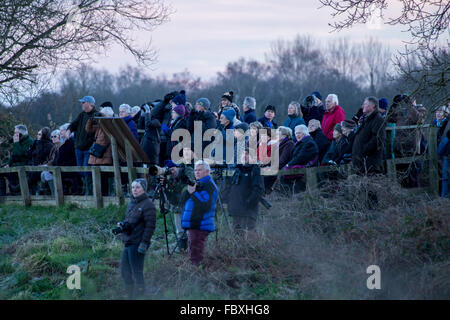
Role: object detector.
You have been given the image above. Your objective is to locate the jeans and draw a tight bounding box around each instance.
[75,148,91,177]
[120,244,145,298]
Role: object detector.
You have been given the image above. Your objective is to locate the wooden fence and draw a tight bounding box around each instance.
[0,125,440,208]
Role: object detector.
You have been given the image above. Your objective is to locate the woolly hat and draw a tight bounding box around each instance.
[341,119,357,130]
[100,101,113,109]
[311,91,322,101]
[133,178,147,192]
[172,90,186,106]
[173,104,186,117]
[196,98,211,110]
[333,123,342,134]
[222,108,236,122]
[164,160,179,168]
[264,105,276,113]
[378,98,389,111]
[235,122,249,131]
[222,91,234,103]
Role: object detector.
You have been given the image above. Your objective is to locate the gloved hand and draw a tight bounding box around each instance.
[142,104,151,113]
[137,242,149,255]
[161,124,170,135]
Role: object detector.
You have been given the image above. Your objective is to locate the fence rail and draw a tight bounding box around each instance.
[0,126,440,208]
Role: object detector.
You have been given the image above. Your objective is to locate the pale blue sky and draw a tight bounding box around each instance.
[90,0,410,80]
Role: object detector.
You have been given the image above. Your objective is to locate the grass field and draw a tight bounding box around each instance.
[0,175,449,300]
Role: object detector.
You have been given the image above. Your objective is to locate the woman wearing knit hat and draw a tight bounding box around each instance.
[118,178,156,299]
[171,90,190,119]
[166,104,187,159]
[218,91,241,121]
[216,108,235,164]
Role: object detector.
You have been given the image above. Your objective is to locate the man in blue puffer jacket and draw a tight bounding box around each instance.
[181,160,219,266]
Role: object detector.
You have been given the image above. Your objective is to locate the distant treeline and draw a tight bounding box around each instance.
[2,35,419,132]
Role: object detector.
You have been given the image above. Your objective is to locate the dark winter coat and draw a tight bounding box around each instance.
[301,104,325,125]
[322,135,351,164]
[283,115,305,141]
[243,109,257,124]
[7,135,34,166]
[258,116,278,129]
[227,164,264,219]
[352,110,386,174]
[166,116,187,158]
[287,135,319,167]
[188,109,217,153]
[53,138,76,167]
[310,128,330,163]
[123,116,138,141]
[121,193,156,247]
[278,137,295,169]
[216,122,234,164]
[140,113,161,165]
[181,175,218,232]
[28,138,53,166]
[68,108,97,151]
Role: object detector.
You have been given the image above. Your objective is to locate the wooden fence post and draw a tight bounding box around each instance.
[305,167,318,192]
[91,166,103,209]
[427,127,439,196]
[125,140,137,193]
[17,167,30,206]
[111,136,124,206]
[53,167,64,207]
[385,159,397,182]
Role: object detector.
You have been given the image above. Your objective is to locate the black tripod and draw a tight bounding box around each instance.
[151,182,171,256]
[151,181,187,257]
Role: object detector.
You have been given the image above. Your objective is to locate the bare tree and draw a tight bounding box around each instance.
[358,37,392,94]
[326,37,360,82]
[0,0,171,98]
[319,0,449,109]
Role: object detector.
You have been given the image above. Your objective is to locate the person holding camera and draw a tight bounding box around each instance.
[181,160,219,266]
[228,149,265,231]
[116,178,156,299]
[161,160,195,251]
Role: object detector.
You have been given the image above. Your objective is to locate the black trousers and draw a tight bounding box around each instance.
[120,244,145,298]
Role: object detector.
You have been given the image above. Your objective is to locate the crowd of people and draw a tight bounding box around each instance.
[1,90,449,198]
[0,90,449,298]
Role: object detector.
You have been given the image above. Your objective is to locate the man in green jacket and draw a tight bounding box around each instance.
[0,124,34,195]
[67,96,98,195]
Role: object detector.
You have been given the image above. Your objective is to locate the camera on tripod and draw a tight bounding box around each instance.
[149,165,171,177]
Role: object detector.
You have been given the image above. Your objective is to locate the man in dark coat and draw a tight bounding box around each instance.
[258,105,278,129]
[228,150,264,231]
[67,96,97,167]
[140,105,161,165]
[188,98,217,155]
[243,97,257,124]
[287,125,319,167]
[352,97,386,175]
[67,96,98,194]
[308,119,330,163]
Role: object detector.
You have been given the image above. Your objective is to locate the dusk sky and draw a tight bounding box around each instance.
[91,0,410,80]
